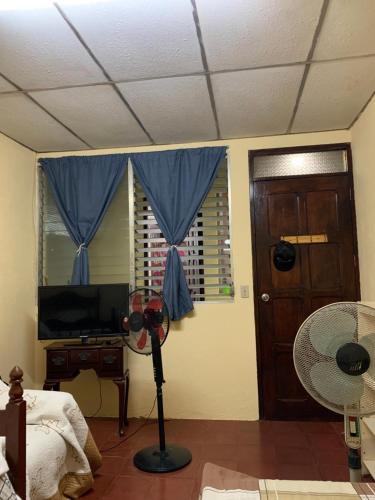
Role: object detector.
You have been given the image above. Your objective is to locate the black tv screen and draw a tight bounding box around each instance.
[38,283,129,340]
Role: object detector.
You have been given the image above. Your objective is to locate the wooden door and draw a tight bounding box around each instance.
[251,173,360,420]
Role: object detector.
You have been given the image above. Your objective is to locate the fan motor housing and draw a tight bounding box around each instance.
[336,342,370,376]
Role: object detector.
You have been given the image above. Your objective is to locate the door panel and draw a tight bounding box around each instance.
[306,190,339,233]
[268,193,301,236]
[272,298,304,342]
[309,244,341,289]
[311,296,343,312]
[275,350,305,400]
[252,172,359,420]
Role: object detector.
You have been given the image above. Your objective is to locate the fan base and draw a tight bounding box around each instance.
[133,444,192,473]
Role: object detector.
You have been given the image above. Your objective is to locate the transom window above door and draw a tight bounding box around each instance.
[251,147,348,180]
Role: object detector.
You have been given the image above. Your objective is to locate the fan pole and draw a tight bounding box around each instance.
[150,328,166,452]
[133,327,192,473]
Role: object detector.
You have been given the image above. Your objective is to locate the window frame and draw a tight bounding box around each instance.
[38,154,234,303]
[130,155,234,303]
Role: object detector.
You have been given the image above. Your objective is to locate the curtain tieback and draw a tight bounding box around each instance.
[168,244,178,250]
[76,243,86,256]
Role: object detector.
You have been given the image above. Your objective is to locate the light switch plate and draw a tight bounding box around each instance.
[240,285,249,298]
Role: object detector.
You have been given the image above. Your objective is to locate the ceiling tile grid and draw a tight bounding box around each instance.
[0,75,16,93]
[0,93,87,152]
[0,6,106,89]
[117,76,217,144]
[314,0,375,61]
[0,0,374,151]
[60,0,204,81]
[292,57,375,133]
[30,85,151,148]
[212,65,305,138]
[196,0,324,70]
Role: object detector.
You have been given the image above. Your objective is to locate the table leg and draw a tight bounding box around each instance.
[124,369,130,427]
[43,380,60,391]
[114,377,126,437]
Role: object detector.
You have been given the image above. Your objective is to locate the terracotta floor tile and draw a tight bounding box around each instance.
[150,477,196,500]
[236,430,271,446]
[319,463,350,481]
[82,474,115,499]
[313,447,347,466]
[102,475,155,500]
[275,445,316,466]
[278,463,321,480]
[199,443,276,464]
[330,421,345,435]
[97,455,126,475]
[237,459,279,479]
[306,432,346,450]
[269,421,302,434]
[271,431,309,448]
[298,421,338,434]
[86,417,354,498]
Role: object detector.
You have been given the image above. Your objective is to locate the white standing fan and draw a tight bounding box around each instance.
[294,302,375,481]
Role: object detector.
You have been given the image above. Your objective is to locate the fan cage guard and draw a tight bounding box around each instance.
[123,288,170,355]
[293,301,375,417]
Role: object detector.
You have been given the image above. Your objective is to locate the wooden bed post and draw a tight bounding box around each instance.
[5,367,26,500]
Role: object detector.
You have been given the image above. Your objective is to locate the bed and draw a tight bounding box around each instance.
[0,367,102,500]
[199,462,375,499]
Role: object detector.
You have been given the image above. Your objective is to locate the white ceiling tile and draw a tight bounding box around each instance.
[0,94,87,151]
[30,85,151,149]
[117,76,217,144]
[314,0,375,60]
[0,75,16,92]
[292,58,375,133]
[60,0,203,81]
[212,66,305,138]
[0,6,105,89]
[196,0,323,71]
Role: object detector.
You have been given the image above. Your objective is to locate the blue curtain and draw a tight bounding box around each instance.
[40,154,128,284]
[131,147,226,320]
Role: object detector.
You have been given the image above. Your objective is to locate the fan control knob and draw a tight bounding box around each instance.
[261,293,270,302]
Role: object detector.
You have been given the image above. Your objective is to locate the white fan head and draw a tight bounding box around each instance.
[294,302,375,416]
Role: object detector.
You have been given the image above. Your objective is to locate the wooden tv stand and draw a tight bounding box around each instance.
[43,340,129,436]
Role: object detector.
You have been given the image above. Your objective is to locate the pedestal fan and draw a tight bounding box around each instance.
[294,302,375,481]
[122,288,192,473]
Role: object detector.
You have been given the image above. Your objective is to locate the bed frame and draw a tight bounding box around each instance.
[0,366,26,499]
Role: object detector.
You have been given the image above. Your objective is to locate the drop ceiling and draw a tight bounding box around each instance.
[0,0,374,152]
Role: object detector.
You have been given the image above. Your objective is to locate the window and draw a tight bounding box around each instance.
[132,158,232,301]
[39,159,233,302]
[39,170,131,286]
[252,149,348,180]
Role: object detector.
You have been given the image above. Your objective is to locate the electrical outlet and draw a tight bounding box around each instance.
[240,285,249,298]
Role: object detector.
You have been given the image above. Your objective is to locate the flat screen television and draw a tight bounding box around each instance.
[38,283,129,341]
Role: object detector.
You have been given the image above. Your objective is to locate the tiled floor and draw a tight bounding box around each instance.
[85,418,349,500]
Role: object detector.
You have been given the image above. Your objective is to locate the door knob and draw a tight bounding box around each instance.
[261,293,270,302]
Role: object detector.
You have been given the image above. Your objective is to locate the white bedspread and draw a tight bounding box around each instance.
[0,437,19,500]
[0,380,101,500]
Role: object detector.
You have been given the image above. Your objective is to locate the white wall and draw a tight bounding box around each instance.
[351,95,375,302]
[0,134,36,387]
[35,129,351,420]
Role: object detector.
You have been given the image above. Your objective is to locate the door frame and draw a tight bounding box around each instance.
[248,142,361,419]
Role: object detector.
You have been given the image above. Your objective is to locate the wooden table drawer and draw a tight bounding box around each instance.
[47,350,68,371]
[100,348,122,371]
[69,349,99,365]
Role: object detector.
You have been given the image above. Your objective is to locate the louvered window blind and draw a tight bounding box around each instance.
[132,159,233,301]
[39,168,131,286]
